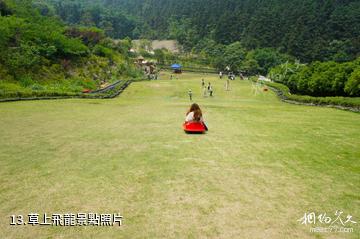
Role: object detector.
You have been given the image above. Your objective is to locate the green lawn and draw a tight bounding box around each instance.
[0,72,359,239]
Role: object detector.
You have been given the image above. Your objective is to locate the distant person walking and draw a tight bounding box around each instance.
[225,79,230,91]
[239,73,244,80]
[201,79,205,87]
[188,89,193,101]
[219,71,223,79]
[203,85,207,97]
[208,83,213,97]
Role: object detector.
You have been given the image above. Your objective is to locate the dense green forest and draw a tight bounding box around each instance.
[45,0,359,63]
[0,0,141,98]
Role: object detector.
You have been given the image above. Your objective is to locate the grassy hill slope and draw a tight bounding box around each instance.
[0,72,359,238]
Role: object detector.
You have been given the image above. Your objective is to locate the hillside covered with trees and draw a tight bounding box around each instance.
[0,0,141,98]
[45,0,359,63]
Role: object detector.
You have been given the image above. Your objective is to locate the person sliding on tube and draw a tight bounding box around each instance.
[185,103,208,131]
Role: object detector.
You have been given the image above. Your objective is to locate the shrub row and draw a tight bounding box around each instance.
[269,82,360,110]
[251,77,360,111]
[268,58,360,97]
[0,80,132,101]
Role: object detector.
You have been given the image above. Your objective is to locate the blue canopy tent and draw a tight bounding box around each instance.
[171,63,182,73]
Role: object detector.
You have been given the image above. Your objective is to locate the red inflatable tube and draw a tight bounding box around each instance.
[183,122,206,133]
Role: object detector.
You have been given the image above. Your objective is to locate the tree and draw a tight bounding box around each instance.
[269,59,360,97]
[99,20,114,37]
[345,67,360,96]
[154,49,165,65]
[244,48,292,75]
[216,42,245,72]
[32,1,54,16]
[0,0,12,16]
[80,11,94,26]
[242,58,260,76]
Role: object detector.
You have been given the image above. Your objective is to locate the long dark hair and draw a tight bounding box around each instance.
[187,103,202,121]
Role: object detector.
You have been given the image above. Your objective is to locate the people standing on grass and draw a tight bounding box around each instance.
[201,79,205,88]
[219,71,223,79]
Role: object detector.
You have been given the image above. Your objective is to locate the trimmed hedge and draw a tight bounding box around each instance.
[251,77,360,111]
[0,80,132,102]
[158,65,217,74]
[268,59,360,97]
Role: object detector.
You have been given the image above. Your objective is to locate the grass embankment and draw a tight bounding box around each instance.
[0,72,359,238]
[0,80,132,102]
[0,55,140,100]
[251,77,360,111]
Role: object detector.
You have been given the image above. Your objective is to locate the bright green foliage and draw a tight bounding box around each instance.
[0,0,142,99]
[345,67,360,96]
[241,58,260,76]
[49,32,89,56]
[93,45,114,58]
[154,49,165,65]
[65,27,105,46]
[245,49,293,75]
[269,59,360,97]
[214,42,245,72]
[261,79,360,109]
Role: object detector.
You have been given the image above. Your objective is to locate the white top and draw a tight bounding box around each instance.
[185,112,204,122]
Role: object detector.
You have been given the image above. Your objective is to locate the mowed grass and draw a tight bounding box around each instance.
[0,72,359,239]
